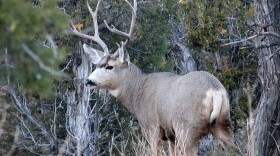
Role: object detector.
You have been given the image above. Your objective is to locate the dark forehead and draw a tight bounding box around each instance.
[97,55,111,68]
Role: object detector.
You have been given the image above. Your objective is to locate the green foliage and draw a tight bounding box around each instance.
[180,0,251,52]
[179,0,258,87]
[0,0,69,97]
[214,50,258,91]
[133,2,174,72]
[0,0,67,43]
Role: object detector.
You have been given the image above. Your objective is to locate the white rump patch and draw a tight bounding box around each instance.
[210,91,223,125]
[203,89,224,125]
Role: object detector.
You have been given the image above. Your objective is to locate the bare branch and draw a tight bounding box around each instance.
[44,35,58,56]
[259,32,280,38]
[6,126,20,156]
[21,43,70,79]
[221,31,280,47]
[240,41,280,50]
[0,104,8,137]
[57,135,70,156]
[221,35,258,47]
[2,86,56,145]
[268,132,280,153]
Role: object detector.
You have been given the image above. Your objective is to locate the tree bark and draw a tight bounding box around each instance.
[67,45,93,155]
[175,41,197,74]
[253,0,280,155]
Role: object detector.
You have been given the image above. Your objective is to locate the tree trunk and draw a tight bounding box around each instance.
[253,0,280,155]
[67,44,93,155]
[176,41,197,73]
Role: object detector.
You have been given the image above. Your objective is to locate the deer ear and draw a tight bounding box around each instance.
[118,46,130,65]
[83,44,103,64]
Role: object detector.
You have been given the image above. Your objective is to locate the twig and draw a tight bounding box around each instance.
[21,43,70,79]
[2,86,56,145]
[45,35,58,56]
[259,32,280,38]
[268,132,280,153]
[6,126,20,156]
[57,135,70,156]
[221,35,258,47]
[221,31,280,47]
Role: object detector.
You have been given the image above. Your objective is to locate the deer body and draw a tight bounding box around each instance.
[86,54,233,155]
[72,0,234,154]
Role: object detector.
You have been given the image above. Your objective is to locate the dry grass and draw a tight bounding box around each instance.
[111,122,240,155]
[125,131,245,156]
[131,135,186,156]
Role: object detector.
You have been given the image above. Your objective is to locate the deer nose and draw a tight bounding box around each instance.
[85,79,96,86]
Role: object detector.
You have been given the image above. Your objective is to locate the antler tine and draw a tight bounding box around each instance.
[126,0,137,39]
[104,0,137,45]
[70,0,109,55]
[87,0,99,36]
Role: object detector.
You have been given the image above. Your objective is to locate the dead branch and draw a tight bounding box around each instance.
[2,86,56,146]
[21,43,70,79]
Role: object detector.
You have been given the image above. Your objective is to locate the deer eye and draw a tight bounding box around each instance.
[105,66,113,70]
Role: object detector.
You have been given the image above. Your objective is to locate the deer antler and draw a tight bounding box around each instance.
[104,0,137,45]
[70,0,109,55]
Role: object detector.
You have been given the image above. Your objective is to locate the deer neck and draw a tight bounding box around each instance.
[109,64,147,114]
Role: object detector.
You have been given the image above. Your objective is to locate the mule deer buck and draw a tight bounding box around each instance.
[71,0,234,155]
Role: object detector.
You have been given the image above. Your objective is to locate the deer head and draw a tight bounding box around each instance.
[71,0,137,90]
[83,42,131,91]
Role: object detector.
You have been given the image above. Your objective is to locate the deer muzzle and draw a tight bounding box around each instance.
[85,79,97,87]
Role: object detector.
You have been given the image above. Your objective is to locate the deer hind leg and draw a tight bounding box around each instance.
[173,125,198,156]
[210,114,234,149]
[143,127,163,156]
[167,136,176,156]
[212,126,233,149]
[211,126,242,156]
[177,137,197,156]
[150,138,162,156]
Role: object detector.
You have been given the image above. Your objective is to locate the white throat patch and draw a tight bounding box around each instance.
[109,89,120,97]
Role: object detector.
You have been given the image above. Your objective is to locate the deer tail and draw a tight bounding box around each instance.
[210,91,223,127]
